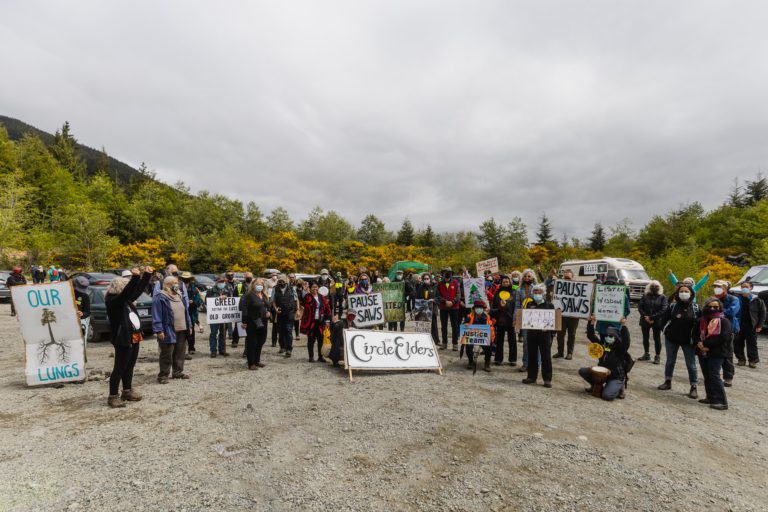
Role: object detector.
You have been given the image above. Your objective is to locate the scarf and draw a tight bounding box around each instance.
[698,312,723,342]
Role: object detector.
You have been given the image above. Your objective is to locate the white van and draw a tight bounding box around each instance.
[559,257,652,301]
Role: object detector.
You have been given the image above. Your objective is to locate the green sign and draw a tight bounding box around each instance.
[373,282,406,323]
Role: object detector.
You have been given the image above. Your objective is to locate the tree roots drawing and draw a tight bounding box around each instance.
[38,339,70,365]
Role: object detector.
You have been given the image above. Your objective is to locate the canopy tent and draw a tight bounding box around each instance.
[387,261,431,281]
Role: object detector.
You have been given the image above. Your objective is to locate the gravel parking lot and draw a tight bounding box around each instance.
[0,302,766,512]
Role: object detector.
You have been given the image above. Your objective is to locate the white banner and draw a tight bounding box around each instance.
[516,308,561,331]
[347,293,385,328]
[206,296,241,324]
[594,285,627,322]
[12,282,86,386]
[344,329,441,369]
[553,280,594,319]
[475,257,499,276]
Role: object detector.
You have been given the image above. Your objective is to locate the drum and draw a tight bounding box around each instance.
[588,366,611,398]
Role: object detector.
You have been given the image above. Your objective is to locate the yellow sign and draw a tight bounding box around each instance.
[499,291,511,301]
[587,343,604,360]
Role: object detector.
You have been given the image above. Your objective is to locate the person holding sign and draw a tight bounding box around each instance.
[208,277,232,358]
[490,276,517,366]
[300,282,332,362]
[105,266,153,408]
[152,275,193,383]
[437,267,462,351]
[462,300,495,372]
[515,269,538,372]
[521,284,555,388]
[579,316,630,401]
[554,269,581,360]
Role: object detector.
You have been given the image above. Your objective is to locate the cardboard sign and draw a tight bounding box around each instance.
[553,280,593,319]
[515,308,562,331]
[347,293,385,328]
[206,296,241,324]
[594,285,627,322]
[463,277,486,307]
[373,282,405,323]
[476,257,499,276]
[459,324,492,346]
[413,298,434,333]
[344,329,441,370]
[12,282,86,386]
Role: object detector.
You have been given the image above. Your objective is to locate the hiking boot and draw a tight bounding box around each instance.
[688,386,698,399]
[553,352,564,359]
[522,378,536,385]
[709,403,728,411]
[653,355,661,365]
[657,380,672,390]
[724,379,733,387]
[256,363,265,368]
[749,362,758,369]
[565,353,573,360]
[698,398,711,404]
[120,389,142,402]
[543,381,552,388]
[158,376,169,384]
[737,359,747,367]
[638,353,651,361]
[285,351,292,358]
[172,373,190,379]
[210,353,217,358]
[107,395,126,408]
[452,344,458,351]
[483,362,492,373]
[618,388,625,399]
[248,364,257,370]
[278,348,285,354]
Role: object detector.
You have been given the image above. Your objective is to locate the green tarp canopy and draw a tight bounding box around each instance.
[387,261,431,281]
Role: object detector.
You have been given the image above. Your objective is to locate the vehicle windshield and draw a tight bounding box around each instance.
[619,269,650,281]
[194,275,215,286]
[90,286,151,305]
[746,268,768,285]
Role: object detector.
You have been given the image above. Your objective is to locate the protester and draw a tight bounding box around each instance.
[265,269,280,347]
[462,300,494,372]
[73,276,91,322]
[329,310,356,367]
[735,281,765,369]
[554,269,579,360]
[240,278,271,370]
[301,282,332,362]
[695,297,732,410]
[6,266,26,316]
[522,284,554,388]
[713,280,740,387]
[515,269,537,372]
[415,273,439,345]
[332,271,346,318]
[152,275,192,383]
[229,271,251,349]
[47,264,61,283]
[208,277,231,358]
[354,273,374,295]
[580,317,629,400]
[437,267,461,351]
[105,267,152,408]
[490,276,517,366]
[638,280,668,364]
[668,269,710,298]
[181,272,203,355]
[657,285,700,398]
[387,270,407,332]
[32,265,45,284]
[273,274,298,358]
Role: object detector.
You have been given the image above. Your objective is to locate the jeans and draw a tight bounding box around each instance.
[110,344,140,395]
[277,314,294,352]
[245,323,267,365]
[578,368,624,401]
[556,317,579,355]
[209,323,227,354]
[699,355,727,405]
[663,339,698,384]
[494,324,516,363]
[159,331,187,378]
[641,321,662,355]
[439,309,460,346]
[735,328,760,363]
[526,333,553,382]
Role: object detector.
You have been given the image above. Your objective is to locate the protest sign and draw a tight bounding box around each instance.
[413,298,434,333]
[515,308,562,331]
[206,296,241,324]
[347,293,385,328]
[12,282,86,386]
[475,257,499,276]
[459,324,492,346]
[343,329,442,381]
[372,282,405,323]
[553,280,594,319]
[594,285,627,322]
[463,277,486,307]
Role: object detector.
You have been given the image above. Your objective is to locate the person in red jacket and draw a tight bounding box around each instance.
[300,282,332,362]
[437,267,462,351]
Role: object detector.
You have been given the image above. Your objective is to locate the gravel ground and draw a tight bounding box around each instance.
[1,302,767,512]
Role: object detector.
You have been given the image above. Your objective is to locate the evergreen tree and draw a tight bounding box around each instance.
[478,217,508,258]
[357,214,387,245]
[536,213,553,245]
[744,173,768,205]
[266,207,294,233]
[727,178,744,208]
[396,218,415,246]
[50,122,87,181]
[418,224,436,247]
[588,223,606,251]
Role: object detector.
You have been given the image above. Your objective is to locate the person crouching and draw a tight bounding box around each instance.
[152,275,192,384]
[522,284,554,388]
[463,300,494,373]
[579,317,629,400]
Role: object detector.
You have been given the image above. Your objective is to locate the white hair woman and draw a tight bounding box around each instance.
[638,280,667,364]
[152,275,192,383]
[105,266,153,408]
[240,278,271,370]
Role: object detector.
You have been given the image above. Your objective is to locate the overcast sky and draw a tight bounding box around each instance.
[2,1,767,240]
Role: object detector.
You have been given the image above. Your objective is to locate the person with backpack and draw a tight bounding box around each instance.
[48,265,60,282]
[462,300,495,372]
[735,281,766,369]
[554,269,580,360]
[657,285,700,399]
[694,297,733,410]
[580,315,630,400]
[638,280,668,364]
[521,284,555,388]
[490,276,517,366]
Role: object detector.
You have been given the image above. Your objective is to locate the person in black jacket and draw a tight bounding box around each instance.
[694,297,733,410]
[415,274,439,345]
[273,274,298,358]
[638,280,668,364]
[105,267,153,408]
[521,284,555,388]
[6,266,27,316]
[490,276,517,366]
[329,310,356,367]
[657,285,700,398]
[240,278,271,370]
[735,281,766,368]
[579,317,630,400]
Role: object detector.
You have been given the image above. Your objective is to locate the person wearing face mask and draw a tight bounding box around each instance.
[152,275,193,384]
[229,271,252,349]
[332,272,346,318]
[491,276,517,366]
[509,271,522,291]
[657,285,700,398]
[329,310,356,367]
[153,264,190,304]
[735,281,765,369]
[240,278,271,370]
[354,273,374,295]
[462,300,495,372]
[180,272,203,356]
[554,269,580,360]
[437,267,462,351]
[272,274,298,357]
[638,280,668,364]
[264,270,281,347]
[694,298,733,410]
[712,280,740,387]
[415,273,439,345]
[300,282,332,362]
[515,269,538,372]
[208,277,232,358]
[521,284,555,387]
[579,317,630,400]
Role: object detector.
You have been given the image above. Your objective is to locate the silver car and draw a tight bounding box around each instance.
[0,272,10,300]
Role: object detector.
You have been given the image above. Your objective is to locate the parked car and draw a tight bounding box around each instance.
[559,257,651,301]
[70,272,119,286]
[193,274,215,292]
[736,266,768,327]
[0,272,10,301]
[87,285,154,342]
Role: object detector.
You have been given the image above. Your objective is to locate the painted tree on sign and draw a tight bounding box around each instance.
[38,308,69,364]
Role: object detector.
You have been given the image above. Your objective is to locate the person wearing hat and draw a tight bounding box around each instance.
[462,300,495,372]
[437,267,462,351]
[712,280,740,387]
[73,276,91,322]
[668,268,710,298]
[694,297,733,410]
[6,266,27,316]
[521,283,555,388]
[272,273,298,357]
[579,315,630,400]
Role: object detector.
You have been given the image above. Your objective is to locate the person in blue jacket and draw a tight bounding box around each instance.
[712,280,740,387]
[152,275,193,384]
